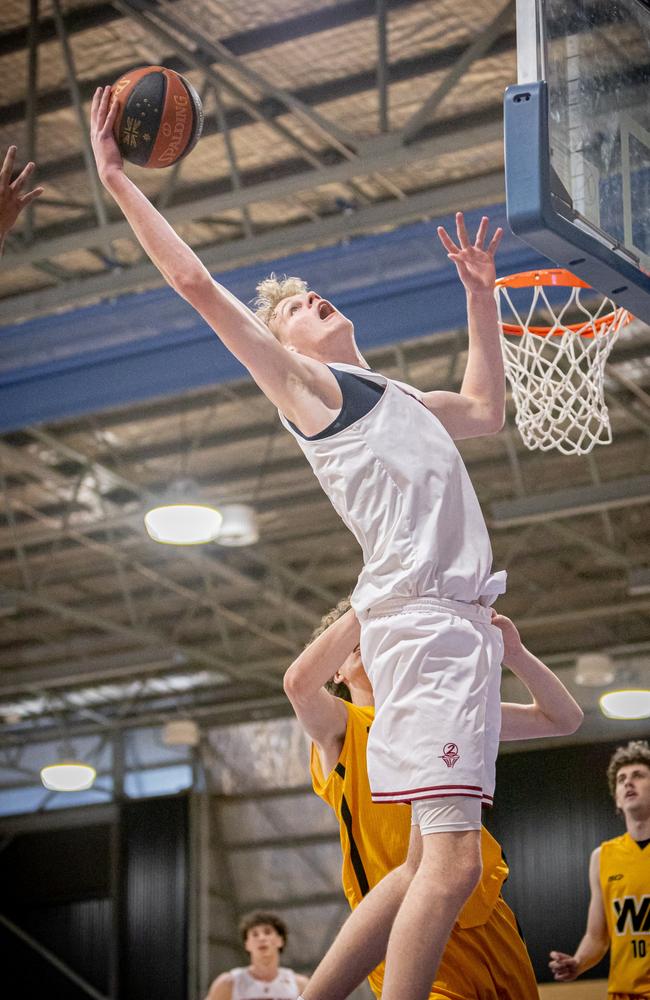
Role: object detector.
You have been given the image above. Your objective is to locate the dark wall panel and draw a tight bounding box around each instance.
[0,796,189,999]
[0,899,112,997]
[119,795,188,1000]
[0,899,112,999]
[486,740,626,983]
[0,821,112,996]
[1,823,111,903]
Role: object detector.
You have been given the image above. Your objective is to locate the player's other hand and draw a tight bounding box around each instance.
[0,146,44,253]
[490,611,523,662]
[549,951,580,981]
[437,212,503,294]
[90,85,122,185]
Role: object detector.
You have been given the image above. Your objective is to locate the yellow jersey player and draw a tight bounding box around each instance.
[284,599,583,999]
[550,740,650,999]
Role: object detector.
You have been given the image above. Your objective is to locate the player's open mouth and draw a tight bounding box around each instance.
[318,301,335,320]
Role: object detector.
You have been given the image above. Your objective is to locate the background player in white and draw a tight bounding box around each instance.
[91,85,505,1000]
[549,741,650,997]
[205,911,309,1000]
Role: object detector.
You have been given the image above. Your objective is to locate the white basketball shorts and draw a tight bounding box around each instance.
[358,596,503,809]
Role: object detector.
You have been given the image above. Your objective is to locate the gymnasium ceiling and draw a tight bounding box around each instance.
[0,0,514,317]
[1,0,650,763]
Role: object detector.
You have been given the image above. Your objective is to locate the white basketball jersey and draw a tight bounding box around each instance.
[229,966,300,1000]
[279,362,505,613]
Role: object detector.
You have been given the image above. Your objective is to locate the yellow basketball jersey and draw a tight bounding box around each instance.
[310,702,538,999]
[600,833,650,996]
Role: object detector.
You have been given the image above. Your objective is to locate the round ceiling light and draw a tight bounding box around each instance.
[599,689,650,720]
[40,762,97,792]
[144,503,222,545]
[145,478,223,545]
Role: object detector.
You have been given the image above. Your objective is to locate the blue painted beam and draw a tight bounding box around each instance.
[0,206,546,432]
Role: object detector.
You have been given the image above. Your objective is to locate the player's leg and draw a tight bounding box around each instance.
[298,825,423,1000]
[381,798,483,1000]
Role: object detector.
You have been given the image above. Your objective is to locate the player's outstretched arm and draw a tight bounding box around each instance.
[495,613,584,740]
[0,146,44,256]
[283,607,358,752]
[549,847,609,981]
[423,213,505,440]
[89,87,327,421]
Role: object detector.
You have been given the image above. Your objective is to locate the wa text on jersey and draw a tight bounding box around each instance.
[613,895,650,935]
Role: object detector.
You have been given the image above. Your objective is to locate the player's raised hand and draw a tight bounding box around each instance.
[0,146,44,254]
[90,86,122,185]
[437,212,503,293]
[549,951,580,981]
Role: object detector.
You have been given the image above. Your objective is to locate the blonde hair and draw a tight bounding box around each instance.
[254,273,308,327]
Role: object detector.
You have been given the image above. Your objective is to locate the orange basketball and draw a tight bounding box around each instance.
[110,66,203,168]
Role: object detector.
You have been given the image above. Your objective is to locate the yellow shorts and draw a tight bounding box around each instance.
[368,894,538,1000]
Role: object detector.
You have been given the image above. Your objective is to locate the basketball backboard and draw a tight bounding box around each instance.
[504,0,650,320]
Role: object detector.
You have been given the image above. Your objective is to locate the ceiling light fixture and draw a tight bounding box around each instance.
[144,478,222,545]
[599,689,650,720]
[627,567,650,596]
[40,761,96,792]
[163,719,200,747]
[216,504,259,546]
[574,652,616,687]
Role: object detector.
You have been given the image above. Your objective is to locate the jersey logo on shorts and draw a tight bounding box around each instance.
[439,743,460,768]
[608,873,624,881]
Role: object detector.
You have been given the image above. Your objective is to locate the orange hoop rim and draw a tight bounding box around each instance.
[496,268,630,338]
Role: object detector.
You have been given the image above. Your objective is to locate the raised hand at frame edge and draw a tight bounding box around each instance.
[0,146,44,255]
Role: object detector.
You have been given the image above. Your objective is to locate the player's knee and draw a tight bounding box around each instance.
[434,849,482,906]
[453,850,483,896]
[415,845,481,912]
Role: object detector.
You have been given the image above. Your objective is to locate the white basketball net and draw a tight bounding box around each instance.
[496,281,629,456]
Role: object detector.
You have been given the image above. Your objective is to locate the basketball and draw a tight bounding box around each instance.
[110,66,203,168]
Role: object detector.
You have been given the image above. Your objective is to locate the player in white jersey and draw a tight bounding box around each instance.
[205,911,308,1000]
[91,86,505,1000]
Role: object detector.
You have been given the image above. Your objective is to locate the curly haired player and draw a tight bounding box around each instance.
[205,911,308,1000]
[550,741,650,998]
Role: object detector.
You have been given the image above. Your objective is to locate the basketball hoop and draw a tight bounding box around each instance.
[495,269,630,456]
